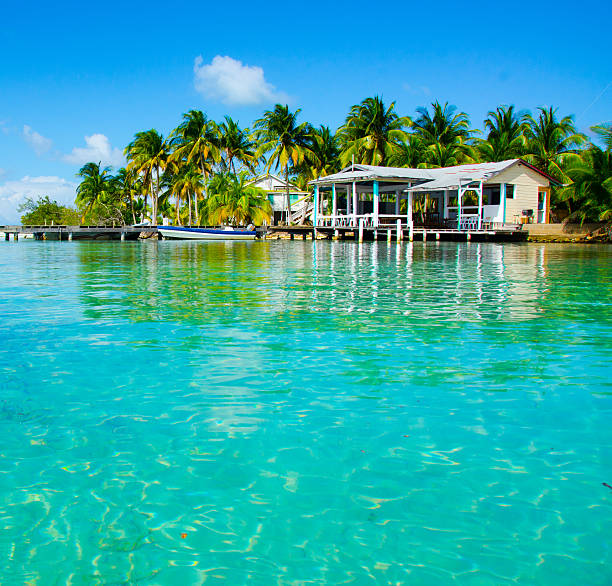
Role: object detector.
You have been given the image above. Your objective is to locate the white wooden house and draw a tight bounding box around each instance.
[309,159,556,231]
[248,174,310,225]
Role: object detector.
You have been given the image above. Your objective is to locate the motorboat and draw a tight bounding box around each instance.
[157,225,258,240]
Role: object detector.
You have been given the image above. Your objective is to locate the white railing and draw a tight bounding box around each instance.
[459,214,480,231]
[317,214,374,228]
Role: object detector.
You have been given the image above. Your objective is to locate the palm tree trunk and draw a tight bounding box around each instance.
[188,193,193,225]
[285,165,292,224]
[154,166,161,225]
[175,192,181,226]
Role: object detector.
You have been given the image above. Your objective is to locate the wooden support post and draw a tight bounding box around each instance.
[68,232,72,241]
[4,233,8,241]
[374,229,378,241]
[302,233,306,240]
[334,229,339,239]
[466,232,471,242]
[373,180,379,227]
[387,228,392,242]
[396,219,402,241]
[423,230,427,242]
[121,232,125,241]
[290,233,295,240]
[435,232,440,241]
[408,226,414,242]
[358,218,364,242]
[352,182,358,227]
[313,185,319,228]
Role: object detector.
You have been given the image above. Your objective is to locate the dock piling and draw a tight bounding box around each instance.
[358,219,364,242]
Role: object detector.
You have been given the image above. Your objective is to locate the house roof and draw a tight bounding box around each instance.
[309,159,559,189]
[249,173,307,193]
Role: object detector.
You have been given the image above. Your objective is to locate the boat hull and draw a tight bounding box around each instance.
[158,226,257,240]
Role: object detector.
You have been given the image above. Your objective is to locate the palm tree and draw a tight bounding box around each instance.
[218,116,258,174]
[558,147,612,223]
[75,162,113,222]
[337,96,410,167]
[388,135,427,168]
[205,173,272,226]
[412,101,473,166]
[125,129,167,223]
[522,106,586,182]
[591,122,612,151]
[169,110,220,225]
[112,167,140,224]
[167,163,204,225]
[477,105,527,162]
[254,104,313,220]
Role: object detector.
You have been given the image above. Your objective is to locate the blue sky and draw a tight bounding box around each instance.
[0,0,610,222]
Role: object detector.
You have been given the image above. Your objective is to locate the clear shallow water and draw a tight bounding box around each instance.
[0,240,611,585]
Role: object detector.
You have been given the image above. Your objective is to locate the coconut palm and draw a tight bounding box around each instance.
[111,167,141,224]
[558,147,612,223]
[167,163,205,225]
[412,101,473,166]
[254,104,313,220]
[477,105,527,162]
[591,122,612,151]
[388,135,427,168]
[75,162,114,222]
[218,116,258,174]
[337,96,410,167]
[169,110,220,224]
[125,129,168,223]
[522,107,586,182]
[205,172,272,226]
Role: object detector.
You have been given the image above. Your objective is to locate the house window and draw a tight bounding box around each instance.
[483,184,501,206]
[505,184,515,199]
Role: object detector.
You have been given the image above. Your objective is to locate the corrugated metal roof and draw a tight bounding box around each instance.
[309,159,558,189]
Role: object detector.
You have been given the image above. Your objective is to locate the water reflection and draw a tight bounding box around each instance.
[75,241,612,331]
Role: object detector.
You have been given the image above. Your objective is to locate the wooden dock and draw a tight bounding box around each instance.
[1,225,157,241]
[314,225,527,242]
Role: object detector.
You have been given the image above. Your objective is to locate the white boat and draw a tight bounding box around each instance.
[157,225,258,241]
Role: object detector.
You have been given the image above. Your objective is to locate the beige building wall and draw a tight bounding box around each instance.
[493,163,550,223]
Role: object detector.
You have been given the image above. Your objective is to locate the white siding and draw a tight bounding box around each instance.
[493,163,550,223]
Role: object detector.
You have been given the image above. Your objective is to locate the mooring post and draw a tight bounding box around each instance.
[396,219,402,241]
[409,226,414,242]
[121,232,125,241]
[374,229,378,241]
[466,232,471,242]
[387,228,392,242]
[423,230,427,243]
[436,232,440,241]
[358,218,364,242]
[68,232,73,241]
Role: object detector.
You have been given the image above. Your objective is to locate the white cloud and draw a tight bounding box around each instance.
[402,83,431,96]
[63,134,124,167]
[193,55,288,106]
[22,125,53,155]
[0,176,77,224]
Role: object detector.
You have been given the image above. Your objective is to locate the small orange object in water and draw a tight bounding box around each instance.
[181,533,187,539]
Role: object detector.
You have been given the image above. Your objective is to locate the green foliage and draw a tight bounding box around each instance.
[337,96,409,166]
[18,195,80,225]
[477,105,527,162]
[205,173,272,226]
[559,147,612,223]
[412,101,473,167]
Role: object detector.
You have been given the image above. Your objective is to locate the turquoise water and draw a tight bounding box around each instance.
[0,240,611,584]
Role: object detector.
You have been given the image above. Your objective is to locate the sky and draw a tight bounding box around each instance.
[0,0,610,223]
